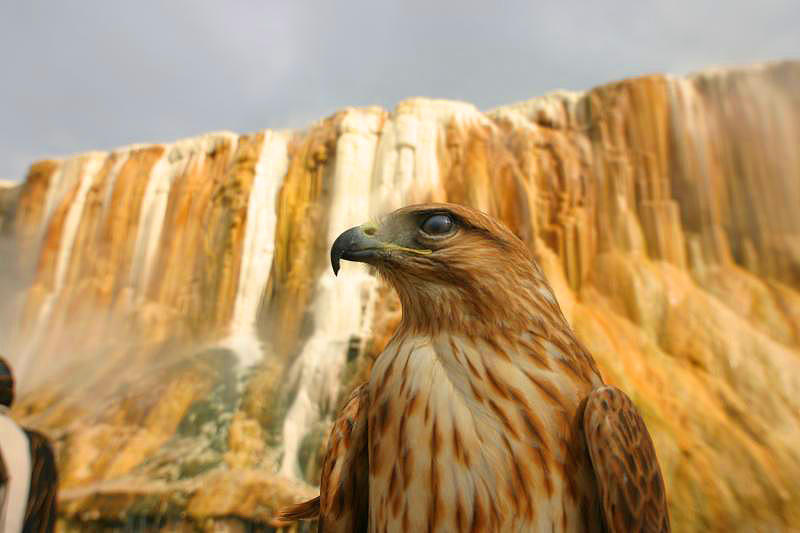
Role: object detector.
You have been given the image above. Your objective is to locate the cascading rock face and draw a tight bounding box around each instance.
[0,61,799,532]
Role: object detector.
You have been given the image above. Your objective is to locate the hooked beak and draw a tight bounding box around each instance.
[330,224,384,276]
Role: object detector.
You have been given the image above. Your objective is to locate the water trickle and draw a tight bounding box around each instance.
[223,131,290,367]
[34,159,77,254]
[52,154,106,292]
[129,133,237,298]
[16,153,107,383]
[279,111,384,478]
[100,151,131,217]
[129,146,179,296]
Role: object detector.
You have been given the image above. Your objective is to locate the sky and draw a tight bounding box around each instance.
[1,1,798,181]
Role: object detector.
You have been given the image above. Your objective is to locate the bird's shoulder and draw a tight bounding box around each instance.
[276,384,370,532]
[583,386,670,533]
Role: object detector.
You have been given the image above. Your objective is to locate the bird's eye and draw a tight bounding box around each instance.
[421,214,454,236]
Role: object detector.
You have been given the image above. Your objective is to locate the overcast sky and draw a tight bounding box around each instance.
[1,1,798,180]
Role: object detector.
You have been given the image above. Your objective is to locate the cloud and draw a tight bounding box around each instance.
[1,0,798,180]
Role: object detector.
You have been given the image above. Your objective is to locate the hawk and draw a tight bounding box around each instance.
[277,203,669,532]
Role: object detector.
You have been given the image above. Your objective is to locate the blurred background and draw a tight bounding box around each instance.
[1,1,799,531]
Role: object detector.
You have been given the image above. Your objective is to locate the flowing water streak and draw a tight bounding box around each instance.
[33,159,76,253]
[279,111,383,477]
[35,162,66,242]
[667,77,726,274]
[129,133,237,297]
[15,153,106,384]
[128,144,181,296]
[223,131,290,367]
[413,101,447,202]
[100,150,132,216]
[52,153,109,292]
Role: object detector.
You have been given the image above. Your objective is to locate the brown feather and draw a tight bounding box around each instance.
[275,496,320,522]
[583,386,671,532]
[275,384,369,533]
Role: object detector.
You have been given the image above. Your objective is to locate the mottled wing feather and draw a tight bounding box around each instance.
[583,386,670,533]
[276,383,370,533]
[23,429,58,533]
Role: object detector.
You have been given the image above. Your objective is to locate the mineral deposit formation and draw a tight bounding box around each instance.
[0,60,798,531]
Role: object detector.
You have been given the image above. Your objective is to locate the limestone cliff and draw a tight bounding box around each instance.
[3,60,800,532]
[0,180,20,234]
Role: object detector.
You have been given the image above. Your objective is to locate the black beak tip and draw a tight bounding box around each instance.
[331,225,377,276]
[331,226,358,276]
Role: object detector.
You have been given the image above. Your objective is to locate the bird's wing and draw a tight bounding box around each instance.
[23,429,58,533]
[583,386,670,533]
[276,383,370,533]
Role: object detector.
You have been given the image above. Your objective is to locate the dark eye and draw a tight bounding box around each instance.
[421,214,454,235]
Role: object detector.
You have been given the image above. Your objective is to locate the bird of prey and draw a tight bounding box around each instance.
[277,203,669,532]
[0,357,58,533]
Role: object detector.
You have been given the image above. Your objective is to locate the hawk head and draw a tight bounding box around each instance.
[331,203,557,334]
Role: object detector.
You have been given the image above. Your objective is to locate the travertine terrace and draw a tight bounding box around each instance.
[2,60,799,531]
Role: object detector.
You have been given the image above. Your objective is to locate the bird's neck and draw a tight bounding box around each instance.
[385,271,603,389]
[390,270,571,339]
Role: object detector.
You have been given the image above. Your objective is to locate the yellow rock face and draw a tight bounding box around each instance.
[2,61,800,531]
